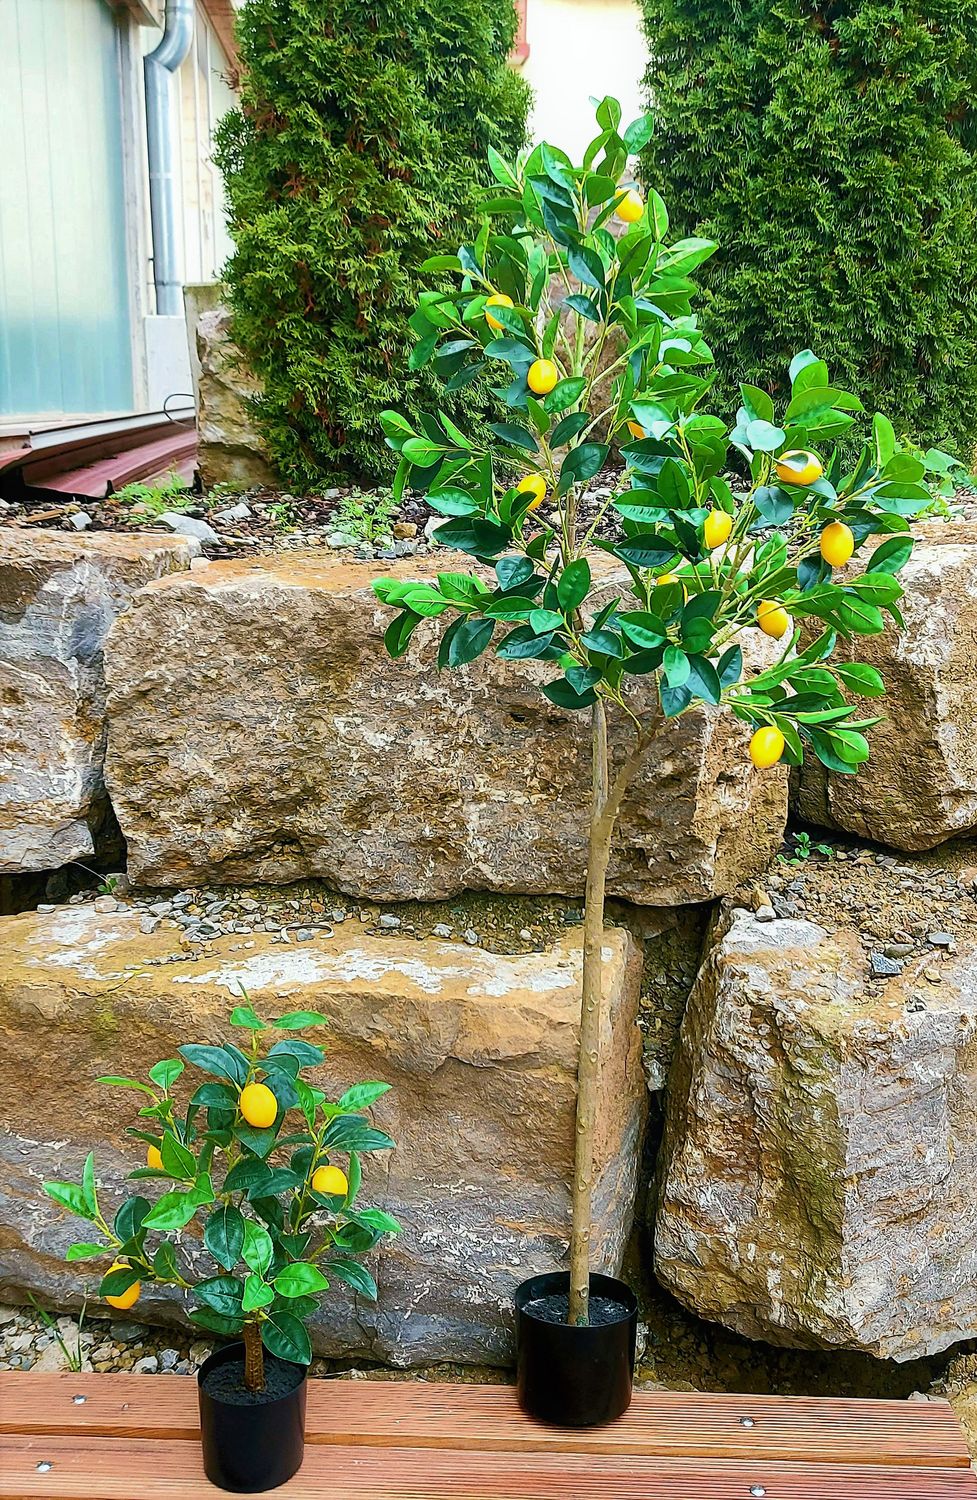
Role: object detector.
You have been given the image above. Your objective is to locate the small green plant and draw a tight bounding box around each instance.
[266,500,297,533]
[779,831,834,867]
[331,489,399,547]
[114,472,191,519]
[97,875,119,896]
[902,441,974,518]
[26,1294,88,1373]
[43,1001,399,1393]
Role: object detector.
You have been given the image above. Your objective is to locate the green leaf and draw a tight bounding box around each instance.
[444,616,494,666]
[866,536,914,574]
[242,1274,275,1313]
[336,1083,391,1112]
[148,1059,184,1091]
[685,655,722,705]
[189,1307,245,1337]
[196,1275,245,1318]
[229,1006,266,1031]
[262,1309,313,1367]
[43,1180,98,1224]
[153,1242,182,1282]
[160,1131,197,1183]
[66,1242,108,1261]
[242,1219,274,1278]
[740,384,774,425]
[178,1045,246,1085]
[618,612,666,650]
[204,1204,246,1272]
[322,1117,395,1153]
[543,677,597,710]
[81,1152,98,1216]
[835,663,885,697]
[143,1190,201,1233]
[326,1258,378,1301]
[273,1010,329,1030]
[550,412,590,447]
[488,422,538,452]
[663,645,690,688]
[746,420,786,453]
[557,558,592,613]
[569,242,606,292]
[559,444,608,494]
[96,1076,155,1096]
[99,1264,140,1299]
[225,1158,274,1195]
[114,1195,151,1243]
[353,1207,402,1236]
[273,1261,331,1299]
[543,377,587,414]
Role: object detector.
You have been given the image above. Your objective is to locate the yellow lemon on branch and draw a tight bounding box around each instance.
[104,1262,140,1311]
[312,1164,349,1198]
[527,359,559,396]
[517,474,547,511]
[703,509,733,549]
[775,450,823,487]
[484,293,514,332]
[616,189,644,224]
[756,600,791,640]
[820,520,855,568]
[146,1142,163,1172]
[239,1082,278,1129]
[749,726,786,770]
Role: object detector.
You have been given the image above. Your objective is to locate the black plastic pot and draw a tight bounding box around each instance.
[197,1343,307,1493]
[515,1271,638,1427]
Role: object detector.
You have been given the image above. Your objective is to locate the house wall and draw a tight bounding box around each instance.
[521,0,648,161]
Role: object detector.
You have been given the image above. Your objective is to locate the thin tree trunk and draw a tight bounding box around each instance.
[243,1318,265,1392]
[568,710,654,1327]
[568,700,612,1326]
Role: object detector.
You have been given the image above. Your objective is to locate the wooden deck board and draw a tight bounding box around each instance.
[1,1372,974,1499]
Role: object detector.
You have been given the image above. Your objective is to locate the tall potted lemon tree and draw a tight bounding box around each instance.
[372,98,927,1425]
[44,1003,399,1492]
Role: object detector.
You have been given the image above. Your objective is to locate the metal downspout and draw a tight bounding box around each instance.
[145,0,194,316]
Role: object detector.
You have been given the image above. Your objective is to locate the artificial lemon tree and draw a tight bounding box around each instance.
[43,1005,399,1390]
[373,98,923,1325]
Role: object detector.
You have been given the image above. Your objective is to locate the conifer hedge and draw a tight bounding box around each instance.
[637,0,977,456]
[215,0,530,486]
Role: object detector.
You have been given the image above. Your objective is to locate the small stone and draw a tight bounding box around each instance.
[149,900,173,917]
[109,1321,150,1342]
[432,923,453,939]
[327,531,357,550]
[424,516,443,542]
[519,929,532,941]
[69,511,93,531]
[159,512,220,546]
[132,1354,158,1374]
[464,929,480,946]
[870,952,903,978]
[883,942,914,959]
[392,522,417,539]
[158,1348,180,1371]
[295,928,313,942]
[378,914,401,929]
[752,888,772,912]
[139,915,160,936]
[93,895,118,913]
[906,996,927,1013]
[754,905,776,923]
[37,903,57,914]
[331,909,347,923]
[928,932,955,949]
[924,968,942,985]
[214,502,251,523]
[189,1341,211,1365]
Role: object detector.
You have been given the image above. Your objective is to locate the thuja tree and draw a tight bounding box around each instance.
[214,0,529,487]
[43,1004,399,1389]
[637,0,977,456]
[369,98,925,1324]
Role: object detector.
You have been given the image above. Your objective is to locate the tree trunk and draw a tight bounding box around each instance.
[568,700,613,1326]
[243,1318,265,1392]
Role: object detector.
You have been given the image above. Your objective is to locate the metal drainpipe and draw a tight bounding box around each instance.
[145,0,195,316]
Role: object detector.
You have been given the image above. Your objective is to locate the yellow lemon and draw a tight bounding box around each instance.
[517,474,547,511]
[820,520,855,568]
[484,293,514,332]
[146,1142,164,1172]
[527,359,559,396]
[312,1164,349,1198]
[105,1262,140,1311]
[627,420,646,440]
[239,1082,278,1129]
[775,449,823,487]
[749,726,786,770]
[616,189,644,224]
[703,509,733,549]
[756,600,791,640]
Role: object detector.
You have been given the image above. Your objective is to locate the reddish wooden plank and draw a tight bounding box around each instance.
[3,1433,977,1500]
[0,1373,968,1468]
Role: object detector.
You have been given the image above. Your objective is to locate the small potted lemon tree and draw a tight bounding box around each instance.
[371,97,929,1424]
[43,1002,399,1492]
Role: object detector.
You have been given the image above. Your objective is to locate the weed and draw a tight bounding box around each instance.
[330,488,398,546]
[26,1294,88,1373]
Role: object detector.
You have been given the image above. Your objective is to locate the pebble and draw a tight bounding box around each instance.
[928,931,955,949]
[379,914,402,929]
[754,905,776,923]
[159,512,221,546]
[214,502,251,522]
[432,924,453,939]
[327,531,357,549]
[464,929,480,946]
[69,510,93,531]
[132,1355,159,1374]
[870,953,903,978]
[110,1322,150,1342]
[924,968,943,985]
[93,895,118,913]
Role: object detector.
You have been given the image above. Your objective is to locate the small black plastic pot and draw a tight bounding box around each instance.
[515,1270,638,1427]
[197,1342,307,1493]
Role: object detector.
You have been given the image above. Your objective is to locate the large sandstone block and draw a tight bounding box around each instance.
[796,521,977,850]
[0,530,196,874]
[196,307,277,490]
[104,554,788,903]
[654,906,977,1361]
[0,906,644,1366]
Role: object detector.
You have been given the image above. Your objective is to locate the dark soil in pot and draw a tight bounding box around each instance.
[198,1342,307,1493]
